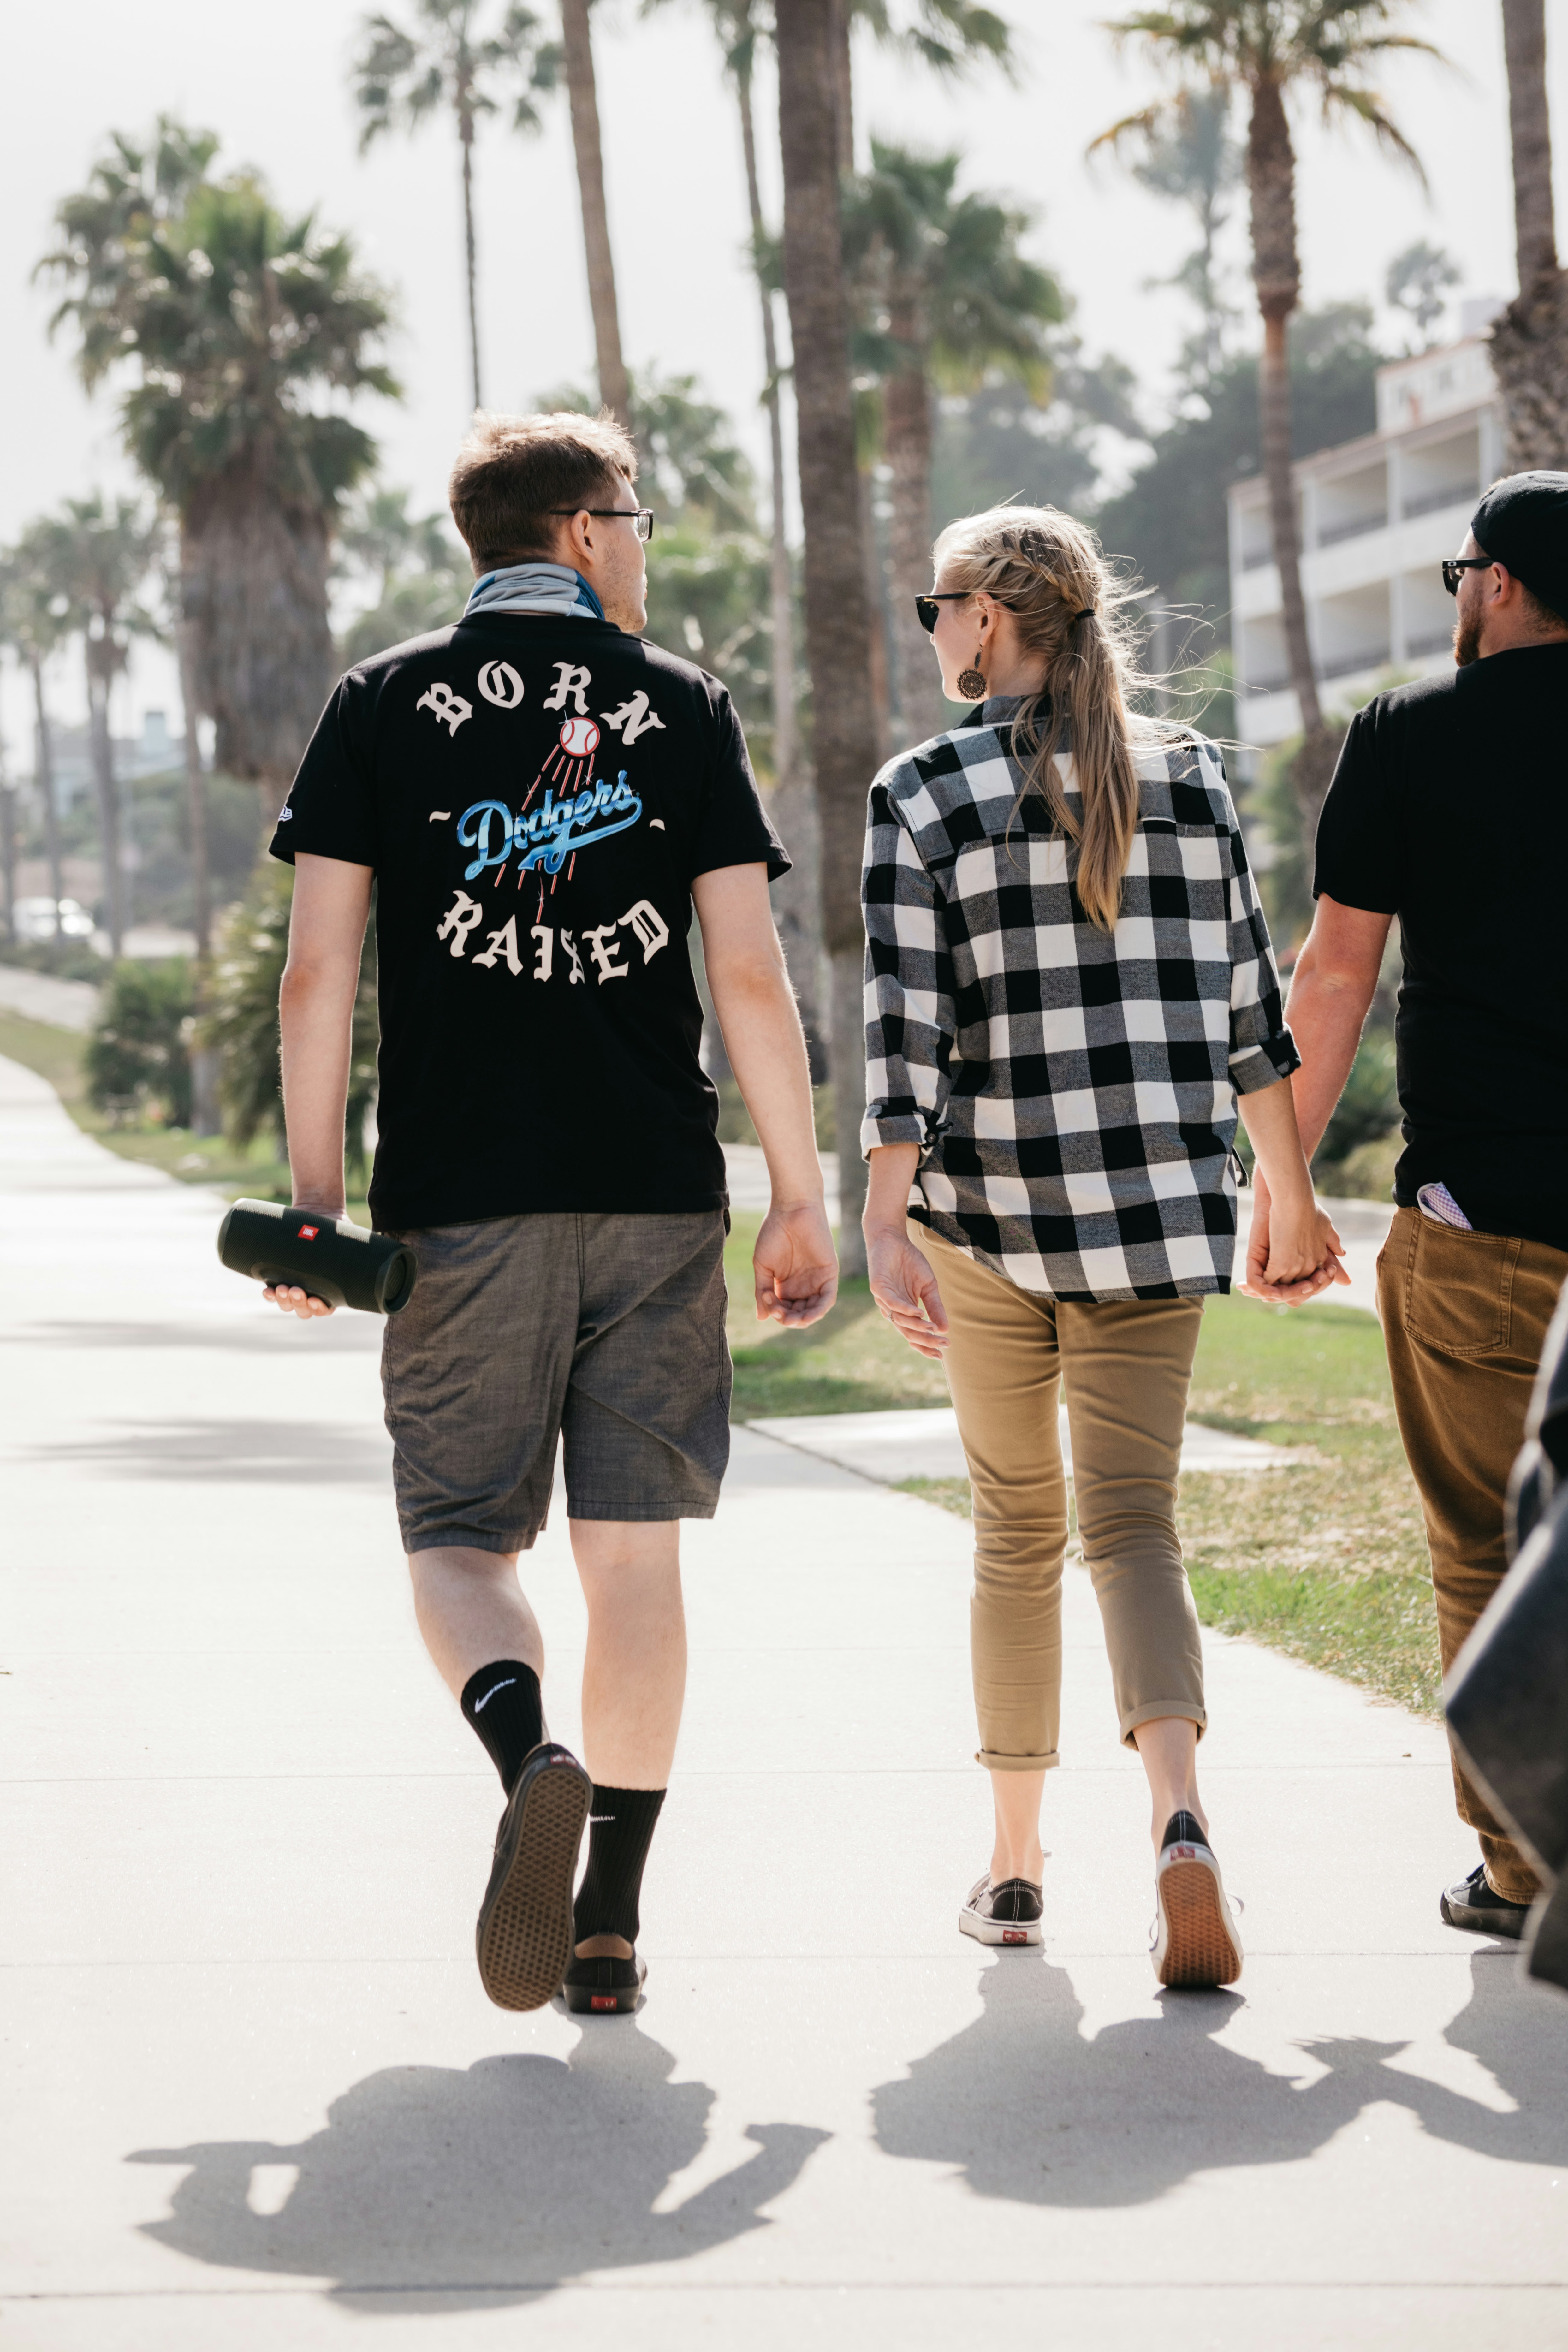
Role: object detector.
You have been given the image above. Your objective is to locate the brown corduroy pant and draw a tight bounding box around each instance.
[1377,1204,1568,1906]
[918,1225,1207,1771]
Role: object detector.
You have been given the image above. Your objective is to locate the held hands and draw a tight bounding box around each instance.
[754,1199,839,1328]
[1240,1170,1351,1306]
[866,1227,950,1360]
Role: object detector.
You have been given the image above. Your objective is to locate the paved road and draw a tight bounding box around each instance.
[2,1054,1563,2349]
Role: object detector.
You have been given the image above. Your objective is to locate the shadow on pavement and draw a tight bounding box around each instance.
[874,1949,1568,2207]
[29,1418,390,1484]
[128,2024,828,2312]
[9,1318,382,1354]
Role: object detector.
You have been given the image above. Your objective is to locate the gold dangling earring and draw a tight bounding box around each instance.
[956,643,987,701]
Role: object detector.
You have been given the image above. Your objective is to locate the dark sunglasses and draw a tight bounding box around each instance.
[549,507,655,543]
[1441,556,1492,596]
[914,592,971,634]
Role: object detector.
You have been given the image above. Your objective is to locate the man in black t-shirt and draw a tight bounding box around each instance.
[264,410,837,2016]
[1248,471,1568,1940]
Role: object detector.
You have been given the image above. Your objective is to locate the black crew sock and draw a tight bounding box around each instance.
[573,1786,666,1945]
[460,1660,544,1794]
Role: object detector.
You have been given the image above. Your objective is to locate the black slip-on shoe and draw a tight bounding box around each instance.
[476,1742,592,2011]
[959,1874,1043,1947]
[1151,1810,1243,1988]
[1440,1862,1532,1941]
[562,1951,648,2014]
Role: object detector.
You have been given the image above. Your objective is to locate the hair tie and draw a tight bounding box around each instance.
[1074,607,1095,622]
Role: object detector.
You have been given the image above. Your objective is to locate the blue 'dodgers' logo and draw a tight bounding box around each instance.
[457,772,641,881]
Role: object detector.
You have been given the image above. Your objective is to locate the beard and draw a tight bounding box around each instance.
[1454,609,1483,666]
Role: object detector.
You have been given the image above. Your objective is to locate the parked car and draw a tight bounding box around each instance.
[12,897,97,942]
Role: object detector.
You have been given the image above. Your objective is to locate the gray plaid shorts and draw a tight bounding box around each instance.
[381,1211,732,1554]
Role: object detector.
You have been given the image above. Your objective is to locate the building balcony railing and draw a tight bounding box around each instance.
[1316,512,1387,547]
[1401,484,1477,520]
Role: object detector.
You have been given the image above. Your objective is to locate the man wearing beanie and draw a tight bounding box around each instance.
[1249,470,1568,1938]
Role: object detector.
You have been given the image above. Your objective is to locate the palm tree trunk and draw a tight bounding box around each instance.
[561,0,631,427]
[884,340,944,745]
[182,486,335,813]
[1246,76,1336,828]
[735,44,824,1067]
[1491,0,1568,468]
[460,107,482,412]
[86,636,125,956]
[179,608,221,1136]
[829,0,855,175]
[778,0,881,1272]
[1502,0,1557,289]
[29,656,63,938]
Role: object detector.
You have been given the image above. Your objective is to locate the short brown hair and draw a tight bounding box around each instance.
[448,410,638,570]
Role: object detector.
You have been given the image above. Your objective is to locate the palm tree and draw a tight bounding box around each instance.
[829,1,1014,172]
[1101,3,1439,828]
[1490,0,1568,467]
[1101,84,1242,382]
[40,497,161,959]
[560,0,631,425]
[777,0,884,1271]
[354,1,557,413]
[42,121,398,809]
[844,144,1063,744]
[0,532,69,936]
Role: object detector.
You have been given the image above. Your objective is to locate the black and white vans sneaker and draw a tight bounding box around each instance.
[1440,1863,1531,1940]
[475,1742,592,2011]
[959,1874,1043,1947]
[562,1951,648,2014]
[1151,1811,1243,1988]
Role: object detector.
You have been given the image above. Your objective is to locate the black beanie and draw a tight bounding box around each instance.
[1470,471,1568,622]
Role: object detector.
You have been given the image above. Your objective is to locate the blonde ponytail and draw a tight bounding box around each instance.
[931,506,1149,933]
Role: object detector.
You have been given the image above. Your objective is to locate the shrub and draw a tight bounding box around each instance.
[85,959,194,1126]
[202,862,378,1175]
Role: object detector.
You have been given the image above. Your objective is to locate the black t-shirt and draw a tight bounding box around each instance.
[1313,642,1568,1254]
[270,614,786,1229]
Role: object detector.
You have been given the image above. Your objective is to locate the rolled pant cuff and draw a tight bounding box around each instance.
[1119,1700,1207,1750]
[976,1748,1060,1772]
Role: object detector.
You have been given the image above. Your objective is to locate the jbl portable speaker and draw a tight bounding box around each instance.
[216,1198,417,1317]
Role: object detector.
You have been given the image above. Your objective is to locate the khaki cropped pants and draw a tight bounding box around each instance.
[919,1226,1207,1770]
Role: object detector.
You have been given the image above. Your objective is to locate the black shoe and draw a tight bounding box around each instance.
[1440,1863,1532,1941]
[959,1874,1043,1946]
[1151,1811,1243,1988]
[562,1950,648,2014]
[475,1742,592,2011]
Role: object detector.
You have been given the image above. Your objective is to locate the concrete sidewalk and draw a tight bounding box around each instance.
[1,1053,1564,2350]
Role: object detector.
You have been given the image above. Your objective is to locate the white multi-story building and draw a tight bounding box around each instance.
[1227,335,1506,755]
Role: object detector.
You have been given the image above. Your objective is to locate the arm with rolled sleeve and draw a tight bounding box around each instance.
[1224,806,1301,1096]
[859,781,956,1160]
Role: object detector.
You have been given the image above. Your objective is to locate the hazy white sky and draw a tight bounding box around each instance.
[1,0,1560,766]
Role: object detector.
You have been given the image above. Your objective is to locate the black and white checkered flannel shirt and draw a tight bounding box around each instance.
[860,700,1299,1301]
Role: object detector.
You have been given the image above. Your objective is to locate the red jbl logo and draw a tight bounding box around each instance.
[590,1994,618,2011]
[298,1225,319,1239]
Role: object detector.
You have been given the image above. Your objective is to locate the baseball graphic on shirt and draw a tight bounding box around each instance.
[559,716,601,757]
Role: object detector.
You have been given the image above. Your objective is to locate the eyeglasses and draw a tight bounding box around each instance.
[1441,556,1492,596]
[549,508,655,543]
[914,592,971,634]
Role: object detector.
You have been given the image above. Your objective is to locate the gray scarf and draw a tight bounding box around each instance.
[462,561,604,622]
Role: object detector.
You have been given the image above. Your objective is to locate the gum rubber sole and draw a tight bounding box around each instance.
[1154,1856,1243,1988]
[476,1748,591,2012]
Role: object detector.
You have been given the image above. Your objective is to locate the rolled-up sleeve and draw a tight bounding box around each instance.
[1224,812,1300,1096]
[859,780,956,1159]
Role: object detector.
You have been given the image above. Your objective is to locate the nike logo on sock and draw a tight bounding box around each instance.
[472,1678,516,1714]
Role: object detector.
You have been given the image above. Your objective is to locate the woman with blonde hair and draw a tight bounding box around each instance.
[861,504,1344,1986]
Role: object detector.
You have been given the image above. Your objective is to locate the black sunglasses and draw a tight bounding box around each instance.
[1441,556,1492,596]
[914,592,971,634]
[549,507,655,543]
